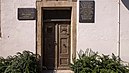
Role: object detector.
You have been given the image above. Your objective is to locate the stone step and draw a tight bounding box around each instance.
[42,70,74,73]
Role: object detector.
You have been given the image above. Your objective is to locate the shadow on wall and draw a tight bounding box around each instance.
[121,0,129,10]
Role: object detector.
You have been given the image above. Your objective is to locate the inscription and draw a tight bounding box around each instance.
[79,1,95,23]
[18,8,36,20]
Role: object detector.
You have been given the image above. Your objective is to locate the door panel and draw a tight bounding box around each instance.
[58,22,70,69]
[43,23,56,70]
[43,22,70,70]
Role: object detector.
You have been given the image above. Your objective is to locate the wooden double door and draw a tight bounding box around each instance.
[43,21,71,70]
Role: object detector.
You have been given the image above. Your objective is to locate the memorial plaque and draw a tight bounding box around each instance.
[79,1,95,23]
[18,8,36,20]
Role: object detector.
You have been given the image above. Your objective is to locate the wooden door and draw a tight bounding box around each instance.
[57,22,70,69]
[43,22,70,70]
[43,22,56,70]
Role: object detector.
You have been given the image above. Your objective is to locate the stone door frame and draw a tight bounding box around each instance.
[36,0,77,71]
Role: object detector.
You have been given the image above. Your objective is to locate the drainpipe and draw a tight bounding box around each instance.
[118,0,121,59]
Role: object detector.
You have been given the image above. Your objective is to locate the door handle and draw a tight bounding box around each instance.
[54,42,57,45]
[67,33,70,35]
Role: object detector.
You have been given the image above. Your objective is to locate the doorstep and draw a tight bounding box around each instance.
[42,70,74,73]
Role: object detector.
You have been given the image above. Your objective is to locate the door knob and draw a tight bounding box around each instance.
[54,42,57,45]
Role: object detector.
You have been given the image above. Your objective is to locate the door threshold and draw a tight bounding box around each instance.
[42,70,73,73]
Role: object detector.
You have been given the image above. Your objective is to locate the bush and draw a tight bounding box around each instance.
[0,51,40,73]
[70,49,129,73]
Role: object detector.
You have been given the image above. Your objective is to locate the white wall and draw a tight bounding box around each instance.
[120,0,129,62]
[77,0,119,55]
[0,0,36,57]
[77,0,129,62]
[1,0,129,62]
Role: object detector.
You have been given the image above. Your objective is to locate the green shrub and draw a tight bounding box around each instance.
[0,51,40,73]
[70,49,129,73]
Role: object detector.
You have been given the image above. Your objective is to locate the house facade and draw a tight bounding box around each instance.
[1,0,129,72]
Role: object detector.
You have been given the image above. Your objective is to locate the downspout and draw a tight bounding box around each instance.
[118,0,121,59]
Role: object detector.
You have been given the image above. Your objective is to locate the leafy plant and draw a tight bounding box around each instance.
[70,49,129,73]
[0,50,40,73]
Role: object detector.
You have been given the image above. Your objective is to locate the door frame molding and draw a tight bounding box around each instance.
[36,1,77,70]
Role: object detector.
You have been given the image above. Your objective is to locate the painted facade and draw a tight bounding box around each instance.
[0,0,129,71]
[0,0,36,57]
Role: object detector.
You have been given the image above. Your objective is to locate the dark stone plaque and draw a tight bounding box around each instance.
[18,8,36,20]
[79,1,95,23]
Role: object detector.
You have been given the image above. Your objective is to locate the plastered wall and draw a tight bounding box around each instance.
[77,0,118,55]
[77,0,129,62]
[120,0,129,62]
[0,0,36,57]
[0,0,129,62]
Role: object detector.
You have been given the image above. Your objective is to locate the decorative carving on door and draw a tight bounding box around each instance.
[58,23,70,69]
